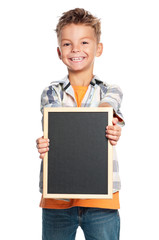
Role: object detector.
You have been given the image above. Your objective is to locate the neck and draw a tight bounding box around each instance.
[68,69,94,86]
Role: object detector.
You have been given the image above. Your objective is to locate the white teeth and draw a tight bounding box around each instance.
[71,57,84,61]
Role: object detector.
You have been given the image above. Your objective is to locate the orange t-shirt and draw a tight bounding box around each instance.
[40,85,120,209]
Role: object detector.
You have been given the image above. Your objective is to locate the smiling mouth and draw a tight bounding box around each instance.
[69,57,85,62]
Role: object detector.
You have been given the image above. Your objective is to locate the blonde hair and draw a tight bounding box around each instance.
[55,8,101,43]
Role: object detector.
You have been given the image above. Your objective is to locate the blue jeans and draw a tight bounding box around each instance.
[42,207,120,240]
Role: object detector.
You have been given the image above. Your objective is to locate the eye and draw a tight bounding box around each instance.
[82,41,88,45]
[63,43,71,47]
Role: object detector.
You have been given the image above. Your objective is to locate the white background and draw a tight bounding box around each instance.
[0,0,159,239]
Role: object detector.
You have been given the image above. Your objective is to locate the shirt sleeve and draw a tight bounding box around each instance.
[40,85,61,130]
[99,84,125,126]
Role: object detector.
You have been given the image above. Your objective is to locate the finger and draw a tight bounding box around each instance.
[106,125,121,131]
[106,129,121,137]
[109,140,117,146]
[106,134,119,141]
[106,127,121,135]
[38,147,49,154]
[36,136,43,144]
[112,117,118,125]
[40,153,46,159]
[36,137,50,144]
[38,142,50,149]
[39,147,50,159]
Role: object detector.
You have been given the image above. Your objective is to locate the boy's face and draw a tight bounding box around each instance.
[57,24,103,73]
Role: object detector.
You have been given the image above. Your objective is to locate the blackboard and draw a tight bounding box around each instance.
[43,107,113,199]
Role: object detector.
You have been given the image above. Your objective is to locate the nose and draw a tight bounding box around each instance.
[71,44,80,53]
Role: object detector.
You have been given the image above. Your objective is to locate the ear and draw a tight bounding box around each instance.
[57,47,62,59]
[96,43,103,57]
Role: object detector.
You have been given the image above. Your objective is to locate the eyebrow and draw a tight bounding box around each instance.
[61,39,71,42]
[61,37,92,42]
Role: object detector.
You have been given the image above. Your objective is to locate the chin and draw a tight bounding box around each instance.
[68,66,90,72]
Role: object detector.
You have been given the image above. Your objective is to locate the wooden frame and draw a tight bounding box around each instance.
[43,107,113,199]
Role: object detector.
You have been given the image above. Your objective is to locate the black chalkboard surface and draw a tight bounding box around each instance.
[43,107,113,199]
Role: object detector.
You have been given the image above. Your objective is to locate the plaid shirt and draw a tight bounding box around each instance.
[39,75,125,198]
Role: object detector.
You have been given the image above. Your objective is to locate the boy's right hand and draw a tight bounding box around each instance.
[36,136,50,159]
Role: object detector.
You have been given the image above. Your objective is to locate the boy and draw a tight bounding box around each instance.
[36,8,124,240]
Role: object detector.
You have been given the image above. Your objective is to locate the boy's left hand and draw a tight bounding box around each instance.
[106,118,121,146]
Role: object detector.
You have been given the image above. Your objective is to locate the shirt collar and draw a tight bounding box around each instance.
[61,75,103,91]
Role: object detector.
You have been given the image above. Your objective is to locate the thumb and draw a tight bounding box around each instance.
[112,117,118,125]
